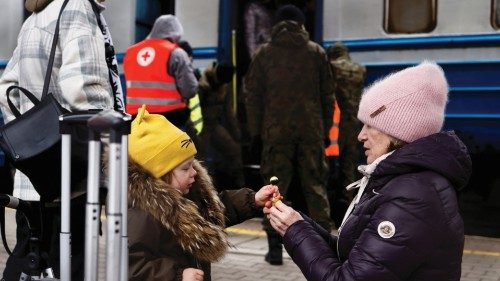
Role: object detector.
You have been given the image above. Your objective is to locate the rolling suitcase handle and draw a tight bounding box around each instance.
[60,111,102,281]
[88,110,131,281]
[120,119,131,281]
[59,110,131,281]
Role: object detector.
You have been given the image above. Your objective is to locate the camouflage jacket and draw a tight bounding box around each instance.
[245,21,334,144]
[330,55,366,117]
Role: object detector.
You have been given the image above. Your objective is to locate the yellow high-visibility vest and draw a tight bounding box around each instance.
[188,94,203,134]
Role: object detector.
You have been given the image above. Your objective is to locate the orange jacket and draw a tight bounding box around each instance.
[325,101,340,157]
[124,39,185,114]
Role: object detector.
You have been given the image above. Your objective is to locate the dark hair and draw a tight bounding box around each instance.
[178,40,193,58]
[275,4,305,25]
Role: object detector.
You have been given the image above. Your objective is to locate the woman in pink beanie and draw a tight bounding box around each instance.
[264,61,472,280]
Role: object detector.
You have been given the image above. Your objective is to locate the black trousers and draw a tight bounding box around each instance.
[2,197,88,281]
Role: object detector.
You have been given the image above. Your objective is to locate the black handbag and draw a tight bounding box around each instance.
[0,0,87,201]
[1,86,68,162]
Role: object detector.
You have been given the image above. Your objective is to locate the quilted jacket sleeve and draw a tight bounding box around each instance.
[283,216,344,281]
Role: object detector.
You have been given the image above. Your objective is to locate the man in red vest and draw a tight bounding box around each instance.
[124,15,198,127]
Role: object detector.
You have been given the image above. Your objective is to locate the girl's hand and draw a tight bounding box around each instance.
[268,201,303,236]
[182,268,204,281]
[255,184,280,207]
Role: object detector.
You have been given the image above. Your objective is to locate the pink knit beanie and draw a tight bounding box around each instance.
[357,61,449,143]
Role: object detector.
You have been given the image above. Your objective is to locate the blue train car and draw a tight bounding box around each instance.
[146,0,500,236]
[1,0,499,235]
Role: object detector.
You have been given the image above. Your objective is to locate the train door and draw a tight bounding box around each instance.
[234,0,323,76]
[229,0,325,203]
[135,0,175,42]
[231,0,324,132]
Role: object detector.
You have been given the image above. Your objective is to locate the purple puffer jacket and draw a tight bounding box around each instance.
[283,131,471,281]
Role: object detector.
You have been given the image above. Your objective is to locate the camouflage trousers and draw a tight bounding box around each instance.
[338,116,362,191]
[260,142,333,232]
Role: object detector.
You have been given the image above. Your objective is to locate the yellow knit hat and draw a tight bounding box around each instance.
[129,105,197,178]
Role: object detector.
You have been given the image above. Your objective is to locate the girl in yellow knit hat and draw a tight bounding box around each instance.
[127,105,279,281]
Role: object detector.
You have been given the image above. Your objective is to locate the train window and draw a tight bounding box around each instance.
[492,0,500,29]
[384,0,437,34]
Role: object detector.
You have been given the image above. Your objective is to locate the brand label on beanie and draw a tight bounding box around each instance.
[370,105,386,118]
[181,138,193,148]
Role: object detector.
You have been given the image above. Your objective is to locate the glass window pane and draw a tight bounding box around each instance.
[492,0,500,29]
[384,0,437,34]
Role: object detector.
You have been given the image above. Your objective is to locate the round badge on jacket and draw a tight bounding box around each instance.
[137,47,155,67]
[377,221,396,239]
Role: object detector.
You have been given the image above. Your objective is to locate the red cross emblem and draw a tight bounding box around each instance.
[137,47,155,67]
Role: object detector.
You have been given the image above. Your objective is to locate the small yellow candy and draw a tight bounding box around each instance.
[271,197,282,205]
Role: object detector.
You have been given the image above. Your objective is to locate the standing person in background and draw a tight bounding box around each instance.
[178,40,205,157]
[264,62,471,281]
[0,0,115,279]
[178,40,201,80]
[198,62,245,189]
[243,0,275,59]
[127,105,278,281]
[326,41,366,226]
[245,4,335,265]
[124,15,198,128]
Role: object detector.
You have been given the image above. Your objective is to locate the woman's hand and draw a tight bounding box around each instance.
[254,184,280,207]
[264,201,303,236]
[182,268,204,281]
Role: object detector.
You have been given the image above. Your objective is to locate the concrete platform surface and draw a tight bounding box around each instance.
[0,210,499,280]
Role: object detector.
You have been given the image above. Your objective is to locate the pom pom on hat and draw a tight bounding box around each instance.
[357,61,449,143]
[129,105,197,178]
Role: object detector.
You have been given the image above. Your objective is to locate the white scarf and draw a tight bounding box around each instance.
[338,151,394,233]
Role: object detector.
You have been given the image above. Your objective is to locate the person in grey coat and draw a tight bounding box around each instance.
[124,15,198,128]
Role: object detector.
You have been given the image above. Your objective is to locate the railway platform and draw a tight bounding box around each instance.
[0,210,499,280]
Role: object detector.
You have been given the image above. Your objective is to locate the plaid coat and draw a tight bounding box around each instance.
[0,0,113,198]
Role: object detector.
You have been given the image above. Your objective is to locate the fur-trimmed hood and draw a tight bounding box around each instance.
[128,159,229,262]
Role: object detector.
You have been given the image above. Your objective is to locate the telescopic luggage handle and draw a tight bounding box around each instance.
[59,110,131,281]
[87,109,131,139]
[59,110,103,281]
[88,110,131,281]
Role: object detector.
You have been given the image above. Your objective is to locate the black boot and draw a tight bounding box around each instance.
[264,233,283,265]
